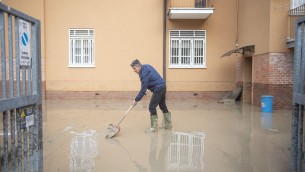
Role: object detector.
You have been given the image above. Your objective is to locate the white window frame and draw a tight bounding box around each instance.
[169,30,206,69]
[69,29,95,67]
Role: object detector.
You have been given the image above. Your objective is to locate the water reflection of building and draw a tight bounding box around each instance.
[70,130,98,172]
[168,131,205,172]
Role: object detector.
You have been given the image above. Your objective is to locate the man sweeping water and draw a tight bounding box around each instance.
[130,59,172,133]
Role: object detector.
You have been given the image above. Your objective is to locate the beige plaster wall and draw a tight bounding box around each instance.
[237,0,270,54]
[166,0,237,91]
[45,0,238,92]
[269,0,290,53]
[237,0,290,54]
[2,0,291,93]
[44,0,163,91]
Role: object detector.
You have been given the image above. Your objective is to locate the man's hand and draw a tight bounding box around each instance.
[132,100,138,106]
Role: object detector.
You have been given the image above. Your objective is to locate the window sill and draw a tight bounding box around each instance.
[169,65,207,69]
[68,65,95,68]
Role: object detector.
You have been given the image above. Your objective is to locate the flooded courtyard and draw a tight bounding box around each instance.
[43,99,291,172]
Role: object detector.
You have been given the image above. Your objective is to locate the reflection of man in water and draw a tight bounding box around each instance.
[149,131,172,172]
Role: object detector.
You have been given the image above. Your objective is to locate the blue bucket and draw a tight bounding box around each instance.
[261,95,274,113]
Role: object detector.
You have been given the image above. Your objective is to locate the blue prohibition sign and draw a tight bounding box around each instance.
[21,32,29,46]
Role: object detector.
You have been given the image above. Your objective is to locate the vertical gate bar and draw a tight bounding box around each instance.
[31,22,37,95]
[0,10,9,172]
[0,11,6,99]
[10,110,16,171]
[28,109,34,171]
[30,22,38,170]
[27,68,31,95]
[291,100,299,170]
[22,67,26,96]
[298,19,305,172]
[23,129,28,172]
[27,24,32,95]
[17,110,22,171]
[27,22,32,95]
[3,111,9,172]
[15,16,22,172]
[38,105,43,171]
[37,20,42,103]
[292,20,303,172]
[35,20,43,171]
[301,21,305,95]
[15,17,20,97]
[294,20,303,104]
[0,9,3,170]
[298,105,303,172]
[8,14,16,171]
[8,14,14,97]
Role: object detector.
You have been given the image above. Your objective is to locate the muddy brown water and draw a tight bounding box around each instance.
[41,99,291,172]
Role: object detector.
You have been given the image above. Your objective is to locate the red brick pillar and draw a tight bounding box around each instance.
[236,56,243,87]
[252,53,293,110]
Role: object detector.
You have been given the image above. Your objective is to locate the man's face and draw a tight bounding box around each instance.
[132,64,141,74]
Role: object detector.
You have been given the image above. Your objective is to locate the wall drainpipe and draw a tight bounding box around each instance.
[163,0,167,81]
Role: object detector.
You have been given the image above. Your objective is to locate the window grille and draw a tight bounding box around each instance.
[69,29,95,67]
[169,30,206,68]
[168,131,205,171]
[195,0,206,8]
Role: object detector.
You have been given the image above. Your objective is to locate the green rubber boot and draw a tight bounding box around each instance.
[145,115,158,133]
[160,112,172,130]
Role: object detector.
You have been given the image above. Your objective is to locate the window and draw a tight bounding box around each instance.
[169,30,206,68]
[69,29,95,67]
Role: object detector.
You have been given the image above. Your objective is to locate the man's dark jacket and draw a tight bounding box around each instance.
[135,64,165,102]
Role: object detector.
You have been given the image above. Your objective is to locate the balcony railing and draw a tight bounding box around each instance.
[170,0,212,8]
[288,4,305,41]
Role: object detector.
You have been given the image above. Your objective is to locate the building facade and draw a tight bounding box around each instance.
[1,0,294,109]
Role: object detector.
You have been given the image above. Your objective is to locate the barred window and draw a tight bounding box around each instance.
[69,29,95,67]
[169,30,206,68]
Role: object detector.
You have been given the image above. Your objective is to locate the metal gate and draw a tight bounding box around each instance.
[0,3,42,172]
[291,16,305,172]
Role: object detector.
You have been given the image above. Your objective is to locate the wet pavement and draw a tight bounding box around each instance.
[43,99,291,172]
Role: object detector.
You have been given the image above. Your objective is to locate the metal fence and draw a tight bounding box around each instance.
[288,4,305,40]
[170,0,211,8]
[291,16,305,172]
[0,3,42,172]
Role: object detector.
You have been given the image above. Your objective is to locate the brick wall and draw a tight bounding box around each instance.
[45,90,229,101]
[252,52,294,110]
[236,56,243,84]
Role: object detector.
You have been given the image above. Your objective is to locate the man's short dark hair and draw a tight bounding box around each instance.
[130,59,141,67]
